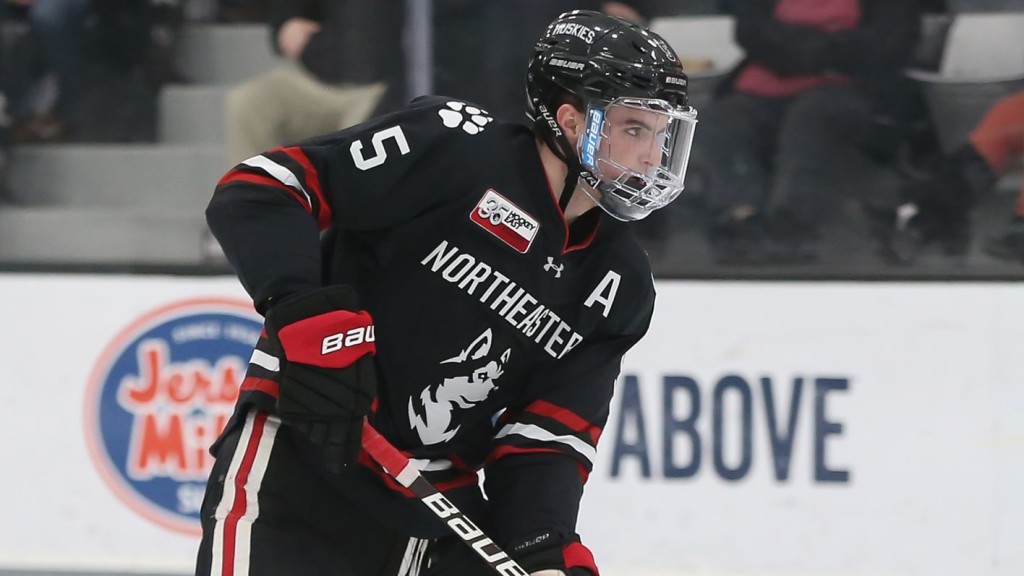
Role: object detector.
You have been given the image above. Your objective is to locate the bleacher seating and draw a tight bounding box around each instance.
[1,11,1022,275]
[159,86,230,145]
[0,24,282,265]
[176,24,281,85]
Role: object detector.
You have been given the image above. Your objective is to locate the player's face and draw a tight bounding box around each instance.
[600,105,671,177]
[576,97,697,221]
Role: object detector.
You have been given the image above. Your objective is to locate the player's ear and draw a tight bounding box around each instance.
[555,103,584,142]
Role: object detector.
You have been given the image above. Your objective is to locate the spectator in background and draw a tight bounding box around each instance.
[687,0,923,264]
[3,0,89,142]
[84,0,186,141]
[225,0,405,164]
[0,3,34,201]
[2,0,184,143]
[885,91,1024,264]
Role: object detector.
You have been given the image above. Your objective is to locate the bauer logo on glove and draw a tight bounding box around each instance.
[321,324,375,355]
[274,308,375,366]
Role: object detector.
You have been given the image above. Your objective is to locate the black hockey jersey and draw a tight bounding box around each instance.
[207,96,656,544]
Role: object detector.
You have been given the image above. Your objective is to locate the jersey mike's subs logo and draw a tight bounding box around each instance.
[84,298,262,534]
[470,189,540,254]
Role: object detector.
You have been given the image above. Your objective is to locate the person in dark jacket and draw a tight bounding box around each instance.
[1,0,182,143]
[225,0,405,164]
[688,0,923,263]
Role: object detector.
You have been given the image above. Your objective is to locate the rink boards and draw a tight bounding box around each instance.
[0,273,1021,576]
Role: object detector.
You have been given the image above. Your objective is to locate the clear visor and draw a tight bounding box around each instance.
[578,97,698,221]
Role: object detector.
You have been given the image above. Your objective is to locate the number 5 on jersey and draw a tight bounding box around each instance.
[350,126,410,170]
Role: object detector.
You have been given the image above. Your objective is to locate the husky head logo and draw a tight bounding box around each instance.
[408,329,511,445]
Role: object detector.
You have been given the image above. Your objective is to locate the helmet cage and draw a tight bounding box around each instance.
[577,97,697,221]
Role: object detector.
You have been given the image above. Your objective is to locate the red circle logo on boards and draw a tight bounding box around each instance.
[84,298,262,534]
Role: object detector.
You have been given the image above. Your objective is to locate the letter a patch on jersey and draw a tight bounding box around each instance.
[469,189,540,254]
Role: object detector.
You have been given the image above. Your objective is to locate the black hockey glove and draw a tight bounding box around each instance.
[264,285,377,472]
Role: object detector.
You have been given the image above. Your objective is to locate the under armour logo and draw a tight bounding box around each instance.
[543,257,564,278]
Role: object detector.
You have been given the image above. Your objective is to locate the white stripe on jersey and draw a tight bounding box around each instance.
[210,411,280,576]
[210,414,253,576]
[495,422,596,466]
[242,155,313,208]
[249,348,280,372]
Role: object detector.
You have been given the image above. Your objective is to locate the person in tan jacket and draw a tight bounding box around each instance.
[225,0,405,164]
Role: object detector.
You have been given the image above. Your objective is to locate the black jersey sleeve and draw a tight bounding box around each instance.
[482,279,656,548]
[206,96,489,310]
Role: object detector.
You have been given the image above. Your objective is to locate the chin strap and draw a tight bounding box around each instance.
[559,168,579,213]
[547,122,581,213]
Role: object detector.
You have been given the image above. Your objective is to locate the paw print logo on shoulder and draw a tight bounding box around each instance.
[438,101,493,135]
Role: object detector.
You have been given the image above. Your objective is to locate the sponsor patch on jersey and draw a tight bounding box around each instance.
[470,189,540,253]
[84,298,262,535]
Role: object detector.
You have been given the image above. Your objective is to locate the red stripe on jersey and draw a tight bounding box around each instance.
[221,411,268,576]
[486,445,590,482]
[563,541,600,576]
[218,169,312,213]
[576,460,590,483]
[526,400,602,444]
[446,454,474,473]
[240,376,279,397]
[485,444,560,464]
[277,146,333,229]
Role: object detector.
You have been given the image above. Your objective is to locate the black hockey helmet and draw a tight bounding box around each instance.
[526,10,697,221]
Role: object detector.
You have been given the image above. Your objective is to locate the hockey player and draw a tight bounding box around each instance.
[196,10,697,576]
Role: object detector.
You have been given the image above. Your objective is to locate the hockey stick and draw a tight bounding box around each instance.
[361,421,529,576]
